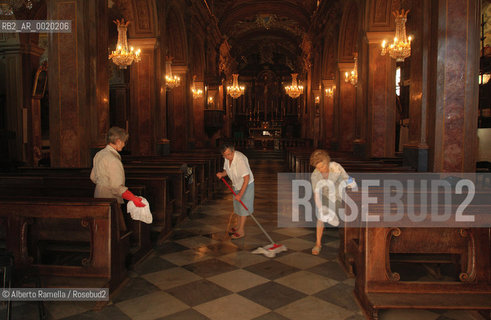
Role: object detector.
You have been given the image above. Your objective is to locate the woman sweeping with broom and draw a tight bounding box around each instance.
[216,143,254,240]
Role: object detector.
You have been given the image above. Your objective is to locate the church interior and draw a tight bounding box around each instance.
[0,0,491,319]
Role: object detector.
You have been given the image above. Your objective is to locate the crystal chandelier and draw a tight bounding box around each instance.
[0,0,37,15]
[191,75,203,99]
[227,74,245,99]
[381,9,413,62]
[109,19,141,69]
[344,53,358,86]
[165,56,180,89]
[285,73,304,99]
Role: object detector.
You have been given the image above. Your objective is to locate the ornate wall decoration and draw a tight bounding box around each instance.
[300,34,312,72]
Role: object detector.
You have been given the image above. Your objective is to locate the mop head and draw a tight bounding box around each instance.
[252,243,288,258]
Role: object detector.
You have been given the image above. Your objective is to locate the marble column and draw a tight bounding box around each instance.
[192,80,205,148]
[322,79,335,148]
[403,0,429,171]
[431,0,479,172]
[129,38,157,156]
[337,63,356,152]
[166,66,189,152]
[0,36,44,164]
[366,31,396,158]
[48,0,108,167]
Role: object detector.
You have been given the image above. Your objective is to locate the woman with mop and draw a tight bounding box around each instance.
[216,143,254,240]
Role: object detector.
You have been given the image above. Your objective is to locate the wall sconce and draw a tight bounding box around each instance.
[208,96,214,105]
[314,96,320,104]
[325,87,335,97]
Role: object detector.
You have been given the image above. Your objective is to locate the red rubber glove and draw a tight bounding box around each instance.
[122,190,146,207]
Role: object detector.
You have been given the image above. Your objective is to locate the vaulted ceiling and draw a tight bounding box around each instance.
[208,0,321,73]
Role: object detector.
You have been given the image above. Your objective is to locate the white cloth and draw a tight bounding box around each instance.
[90,145,128,204]
[127,197,153,224]
[223,150,254,190]
[318,205,340,226]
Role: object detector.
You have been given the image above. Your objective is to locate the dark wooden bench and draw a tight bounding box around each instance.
[0,178,152,265]
[339,199,491,318]
[3,167,180,235]
[0,197,129,292]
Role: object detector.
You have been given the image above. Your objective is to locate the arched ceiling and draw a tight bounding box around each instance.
[209,0,319,72]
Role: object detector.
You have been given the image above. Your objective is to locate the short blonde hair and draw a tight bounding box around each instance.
[107,127,129,144]
[310,149,330,167]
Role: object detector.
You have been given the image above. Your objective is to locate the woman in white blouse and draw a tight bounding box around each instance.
[216,143,254,239]
[310,149,351,255]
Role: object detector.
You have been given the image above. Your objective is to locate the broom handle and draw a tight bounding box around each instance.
[221,178,275,245]
[221,177,249,211]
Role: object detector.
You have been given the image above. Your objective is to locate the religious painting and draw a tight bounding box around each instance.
[32,62,48,99]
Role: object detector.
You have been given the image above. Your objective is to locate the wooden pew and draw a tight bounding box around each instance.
[0,178,152,265]
[3,167,180,234]
[0,197,129,292]
[337,194,491,318]
[124,154,215,200]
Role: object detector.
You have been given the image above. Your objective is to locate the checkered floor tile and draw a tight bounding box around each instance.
[17,156,482,320]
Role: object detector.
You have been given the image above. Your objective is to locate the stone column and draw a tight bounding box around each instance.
[366,31,396,158]
[166,65,189,152]
[322,79,335,148]
[48,0,108,167]
[129,38,157,156]
[337,63,356,152]
[430,0,479,172]
[403,0,429,171]
[192,80,205,148]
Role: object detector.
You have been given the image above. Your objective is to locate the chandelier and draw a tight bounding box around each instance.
[227,74,245,99]
[0,0,36,15]
[109,19,141,69]
[381,9,413,62]
[165,56,181,89]
[285,73,304,99]
[344,53,358,86]
[191,75,203,99]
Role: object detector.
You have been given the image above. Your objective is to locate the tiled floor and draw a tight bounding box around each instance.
[9,156,487,319]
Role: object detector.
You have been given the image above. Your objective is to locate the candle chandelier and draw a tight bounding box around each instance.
[0,0,37,15]
[285,73,304,99]
[165,56,181,89]
[344,53,358,86]
[191,75,203,99]
[381,9,413,62]
[109,19,141,69]
[227,74,245,99]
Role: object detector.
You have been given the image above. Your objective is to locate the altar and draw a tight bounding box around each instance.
[248,122,282,150]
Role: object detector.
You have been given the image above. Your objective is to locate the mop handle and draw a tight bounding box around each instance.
[221,178,249,211]
[220,178,276,245]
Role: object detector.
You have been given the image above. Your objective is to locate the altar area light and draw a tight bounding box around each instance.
[344,53,358,86]
[226,74,245,99]
[285,73,304,98]
[191,75,203,99]
[165,56,181,89]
